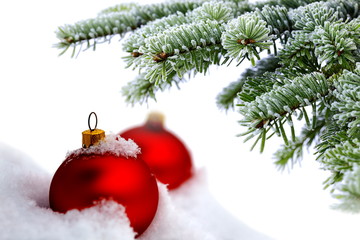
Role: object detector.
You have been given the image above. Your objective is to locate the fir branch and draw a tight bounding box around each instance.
[144,44,226,83]
[327,0,360,21]
[55,12,138,57]
[98,3,139,15]
[331,65,360,138]
[231,0,258,17]
[313,64,360,209]
[277,0,319,9]
[316,121,348,164]
[140,19,223,56]
[139,20,224,58]
[320,136,360,207]
[291,1,340,32]
[216,55,281,110]
[278,31,319,74]
[123,0,329,91]
[123,11,190,54]
[322,139,360,172]
[125,20,225,83]
[246,0,318,12]
[216,79,246,111]
[237,71,284,103]
[221,13,274,66]
[123,1,235,59]
[347,17,360,46]
[190,1,235,23]
[332,163,360,212]
[132,0,203,23]
[274,115,326,170]
[238,72,330,148]
[121,72,186,105]
[313,21,358,73]
[256,5,292,44]
[55,0,203,56]
[239,72,329,126]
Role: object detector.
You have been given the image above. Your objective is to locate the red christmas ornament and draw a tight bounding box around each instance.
[119,112,193,190]
[49,113,158,237]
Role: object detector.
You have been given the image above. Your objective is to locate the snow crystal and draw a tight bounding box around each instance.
[0,143,273,240]
[113,27,119,34]
[191,39,197,48]
[66,134,141,159]
[259,111,266,119]
[108,25,115,33]
[304,98,311,105]
[181,45,189,51]
[283,106,292,113]
[96,26,104,35]
[287,119,294,127]
[274,112,281,118]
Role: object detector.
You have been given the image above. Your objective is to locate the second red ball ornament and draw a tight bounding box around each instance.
[119,112,193,190]
[49,112,159,237]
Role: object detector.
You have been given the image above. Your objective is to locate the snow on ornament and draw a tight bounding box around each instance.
[119,112,193,190]
[49,112,159,237]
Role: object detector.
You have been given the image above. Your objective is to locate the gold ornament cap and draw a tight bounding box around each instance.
[147,111,165,125]
[82,112,105,148]
[145,111,165,130]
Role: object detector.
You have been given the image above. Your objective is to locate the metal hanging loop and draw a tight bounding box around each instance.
[88,112,98,131]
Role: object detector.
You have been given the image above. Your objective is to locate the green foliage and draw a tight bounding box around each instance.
[332,68,360,138]
[237,72,330,154]
[291,2,340,32]
[129,20,225,83]
[131,0,203,23]
[278,31,319,73]
[55,0,360,211]
[216,55,281,110]
[139,20,223,55]
[326,0,360,20]
[191,1,234,23]
[256,5,292,44]
[98,3,139,15]
[55,12,138,56]
[55,0,203,56]
[313,21,358,72]
[221,13,274,65]
[121,72,186,105]
[274,115,326,170]
[239,72,329,125]
[332,158,360,212]
[122,11,190,53]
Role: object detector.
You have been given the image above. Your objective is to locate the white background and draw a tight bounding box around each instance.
[0,0,359,239]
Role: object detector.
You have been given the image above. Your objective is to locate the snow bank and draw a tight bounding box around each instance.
[0,142,272,240]
[170,172,272,240]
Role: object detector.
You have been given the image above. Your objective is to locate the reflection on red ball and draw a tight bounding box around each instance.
[49,153,158,236]
[120,113,193,190]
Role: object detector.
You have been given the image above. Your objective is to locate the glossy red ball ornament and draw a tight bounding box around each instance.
[120,112,193,190]
[49,132,159,237]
